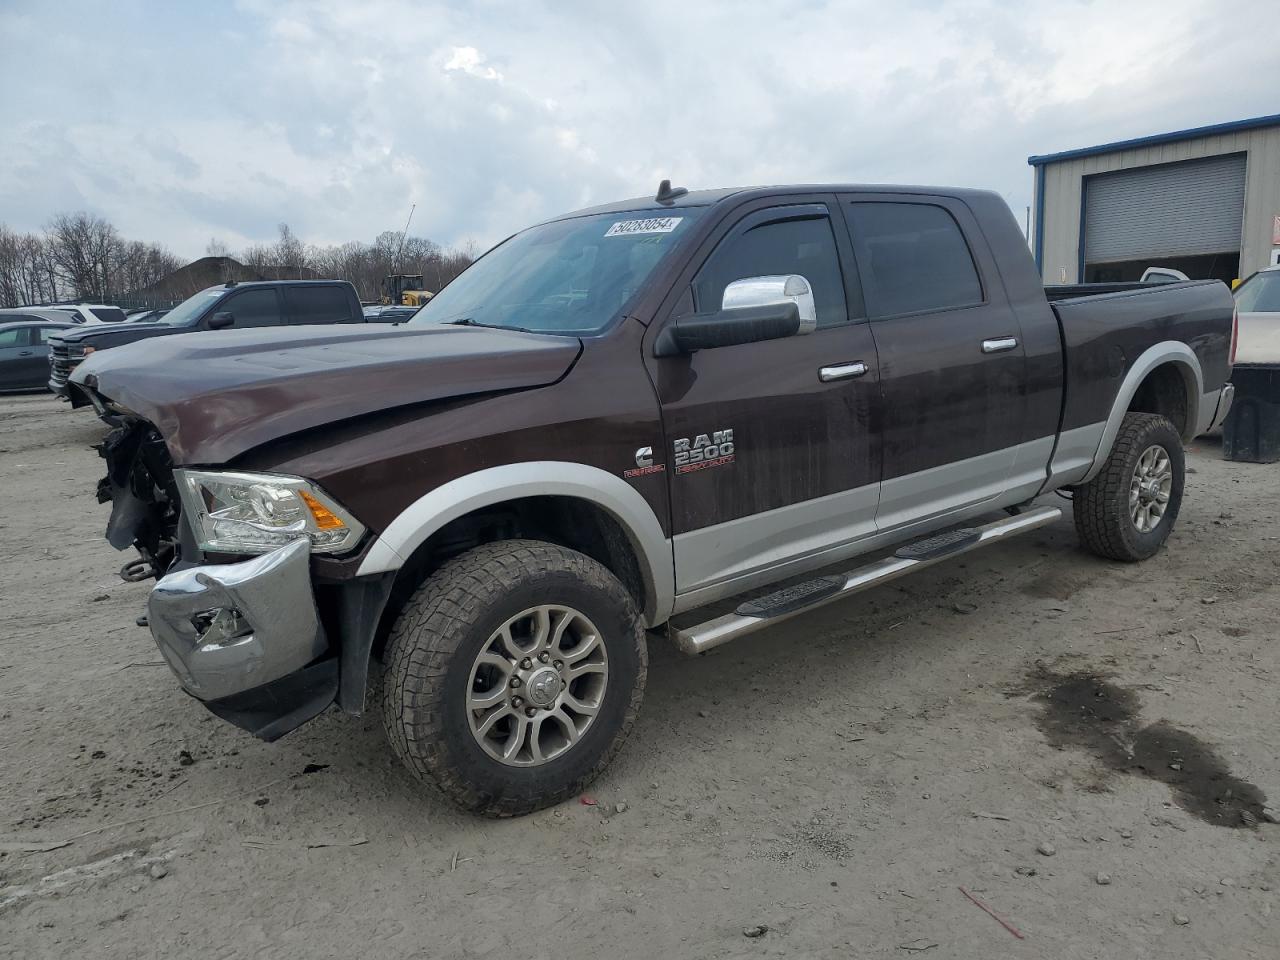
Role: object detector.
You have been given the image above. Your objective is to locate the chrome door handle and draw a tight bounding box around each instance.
[819,361,868,382]
[981,337,1018,354]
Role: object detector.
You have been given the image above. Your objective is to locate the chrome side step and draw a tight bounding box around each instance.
[671,505,1062,655]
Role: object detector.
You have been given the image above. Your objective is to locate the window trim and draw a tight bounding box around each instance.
[685,201,860,330]
[844,197,989,322]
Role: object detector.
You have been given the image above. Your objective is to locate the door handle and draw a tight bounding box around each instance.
[819,361,868,382]
[18,350,33,356]
[981,337,1018,354]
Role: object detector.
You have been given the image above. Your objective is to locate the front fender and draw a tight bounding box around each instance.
[356,461,675,627]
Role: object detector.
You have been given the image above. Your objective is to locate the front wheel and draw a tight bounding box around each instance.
[381,540,647,816]
[1073,412,1185,561]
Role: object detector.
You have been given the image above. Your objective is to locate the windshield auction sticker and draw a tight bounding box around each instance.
[604,217,683,237]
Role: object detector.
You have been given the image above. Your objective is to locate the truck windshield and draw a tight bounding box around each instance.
[1235,271,1280,313]
[410,208,704,334]
[159,288,225,327]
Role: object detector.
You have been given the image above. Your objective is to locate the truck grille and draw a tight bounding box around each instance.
[97,419,183,577]
[49,341,80,387]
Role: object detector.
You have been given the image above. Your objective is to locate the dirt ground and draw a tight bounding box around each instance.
[1,391,1277,960]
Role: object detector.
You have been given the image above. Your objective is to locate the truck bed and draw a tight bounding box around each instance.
[1048,279,1234,441]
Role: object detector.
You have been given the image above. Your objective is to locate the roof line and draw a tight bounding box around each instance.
[1027,113,1280,166]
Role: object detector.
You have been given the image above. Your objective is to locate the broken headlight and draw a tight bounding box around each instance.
[175,469,365,555]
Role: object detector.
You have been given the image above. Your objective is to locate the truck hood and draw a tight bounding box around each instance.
[73,324,582,464]
[54,320,188,346]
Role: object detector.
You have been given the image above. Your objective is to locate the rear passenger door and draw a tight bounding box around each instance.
[284,285,359,325]
[842,195,1029,529]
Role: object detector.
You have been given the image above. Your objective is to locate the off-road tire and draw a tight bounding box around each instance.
[1073,412,1184,562]
[381,539,647,817]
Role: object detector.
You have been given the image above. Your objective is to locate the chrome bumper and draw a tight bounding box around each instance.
[148,539,326,702]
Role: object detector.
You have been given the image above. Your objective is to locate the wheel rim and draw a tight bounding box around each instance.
[1129,443,1173,534]
[465,605,609,767]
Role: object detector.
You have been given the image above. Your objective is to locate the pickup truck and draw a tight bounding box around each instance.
[74,182,1236,816]
[49,279,366,404]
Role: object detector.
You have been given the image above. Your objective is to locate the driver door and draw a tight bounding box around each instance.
[644,198,881,601]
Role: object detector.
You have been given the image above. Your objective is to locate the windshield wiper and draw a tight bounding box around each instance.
[445,317,535,334]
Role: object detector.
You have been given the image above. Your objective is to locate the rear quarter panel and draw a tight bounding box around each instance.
[1052,280,1233,433]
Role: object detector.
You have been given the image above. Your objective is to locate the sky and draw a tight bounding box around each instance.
[1,0,1277,261]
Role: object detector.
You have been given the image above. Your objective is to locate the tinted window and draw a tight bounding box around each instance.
[850,203,983,317]
[285,286,353,324]
[694,211,848,328]
[0,326,29,347]
[91,307,127,324]
[221,289,282,328]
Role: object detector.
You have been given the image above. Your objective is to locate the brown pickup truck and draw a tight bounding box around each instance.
[74,182,1237,816]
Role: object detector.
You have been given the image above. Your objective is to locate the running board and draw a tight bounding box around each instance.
[671,505,1062,655]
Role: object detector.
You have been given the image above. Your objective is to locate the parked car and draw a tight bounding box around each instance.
[363,304,420,322]
[0,317,74,392]
[49,280,365,403]
[45,303,129,325]
[124,309,170,323]
[75,181,1235,816]
[1232,264,1280,365]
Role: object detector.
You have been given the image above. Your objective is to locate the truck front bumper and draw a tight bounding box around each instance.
[148,538,338,740]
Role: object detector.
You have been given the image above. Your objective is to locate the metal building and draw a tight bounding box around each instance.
[1030,113,1280,285]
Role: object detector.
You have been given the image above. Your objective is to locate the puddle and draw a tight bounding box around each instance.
[1029,668,1267,828]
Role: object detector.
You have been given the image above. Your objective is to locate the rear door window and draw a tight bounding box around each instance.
[221,289,283,328]
[848,202,983,318]
[693,206,850,328]
[36,326,65,343]
[284,286,355,324]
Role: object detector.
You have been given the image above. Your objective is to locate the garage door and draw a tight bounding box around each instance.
[1083,153,1246,262]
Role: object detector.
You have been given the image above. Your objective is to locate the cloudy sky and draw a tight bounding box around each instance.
[1,0,1277,260]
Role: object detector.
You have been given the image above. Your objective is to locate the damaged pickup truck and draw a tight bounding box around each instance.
[75,182,1237,816]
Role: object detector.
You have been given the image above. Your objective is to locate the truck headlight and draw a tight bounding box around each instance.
[175,470,365,555]
[69,344,95,358]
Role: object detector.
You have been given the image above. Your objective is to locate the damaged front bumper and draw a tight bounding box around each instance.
[148,538,338,740]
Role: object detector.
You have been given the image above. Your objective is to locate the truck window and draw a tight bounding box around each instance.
[849,202,983,318]
[693,212,848,328]
[285,286,354,324]
[221,289,283,328]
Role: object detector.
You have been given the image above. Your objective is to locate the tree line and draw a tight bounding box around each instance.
[0,214,182,308]
[0,214,477,309]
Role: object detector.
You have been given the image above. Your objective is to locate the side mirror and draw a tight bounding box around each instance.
[207,311,235,330]
[654,274,817,356]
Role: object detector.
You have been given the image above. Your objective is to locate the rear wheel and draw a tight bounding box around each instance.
[381,539,647,816]
[1073,412,1184,561]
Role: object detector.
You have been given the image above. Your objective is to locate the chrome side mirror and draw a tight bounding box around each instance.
[721,275,817,334]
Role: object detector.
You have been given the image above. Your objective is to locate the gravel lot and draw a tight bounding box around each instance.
[1,391,1277,959]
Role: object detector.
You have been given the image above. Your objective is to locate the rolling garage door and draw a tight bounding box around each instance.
[1083,153,1246,262]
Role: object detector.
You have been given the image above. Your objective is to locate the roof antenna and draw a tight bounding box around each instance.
[655,179,688,205]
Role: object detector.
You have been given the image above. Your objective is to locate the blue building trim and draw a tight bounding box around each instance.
[1027,113,1280,167]
[1033,164,1045,274]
